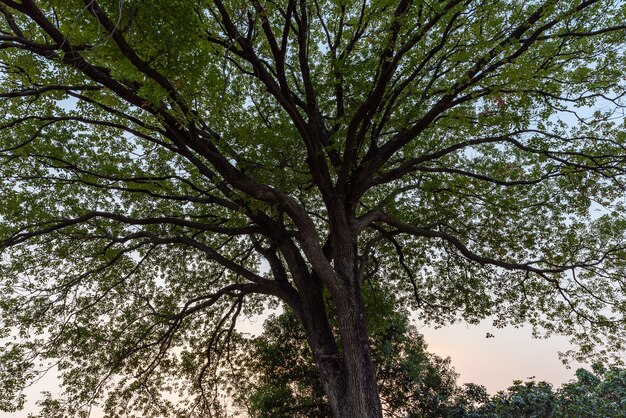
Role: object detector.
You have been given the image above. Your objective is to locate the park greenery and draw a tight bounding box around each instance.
[227,299,626,417]
[1,0,626,416]
[224,288,463,417]
[468,365,626,418]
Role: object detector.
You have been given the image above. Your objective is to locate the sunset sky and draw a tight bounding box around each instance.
[4,311,609,418]
[238,313,589,394]
[418,320,586,393]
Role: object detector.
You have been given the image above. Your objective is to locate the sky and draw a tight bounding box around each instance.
[418,320,585,393]
[238,313,587,394]
[6,314,590,418]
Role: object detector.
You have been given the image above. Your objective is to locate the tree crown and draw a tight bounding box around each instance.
[1,0,626,415]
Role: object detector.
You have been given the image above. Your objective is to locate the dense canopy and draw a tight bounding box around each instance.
[1,0,626,416]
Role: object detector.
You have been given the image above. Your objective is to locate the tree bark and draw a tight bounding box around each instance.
[335,287,384,418]
[304,288,383,418]
[304,225,383,416]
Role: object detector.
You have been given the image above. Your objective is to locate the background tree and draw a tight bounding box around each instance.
[466,365,626,417]
[226,286,461,417]
[1,0,626,417]
[557,365,626,417]
[470,380,558,418]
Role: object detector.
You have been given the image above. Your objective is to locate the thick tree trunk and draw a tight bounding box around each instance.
[306,285,383,418]
[334,288,383,418]
[297,279,347,415]
[294,198,383,417]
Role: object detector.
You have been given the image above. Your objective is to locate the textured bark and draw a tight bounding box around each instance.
[335,289,383,418]
[306,200,384,418]
[305,287,383,418]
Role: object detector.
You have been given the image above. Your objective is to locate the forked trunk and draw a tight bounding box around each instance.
[298,201,383,417]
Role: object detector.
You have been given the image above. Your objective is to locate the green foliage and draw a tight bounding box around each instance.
[557,365,626,417]
[467,365,626,418]
[229,313,331,418]
[1,0,626,415]
[474,380,558,418]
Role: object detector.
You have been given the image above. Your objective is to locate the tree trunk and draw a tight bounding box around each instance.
[336,287,384,418]
[307,285,383,418]
[295,199,383,417]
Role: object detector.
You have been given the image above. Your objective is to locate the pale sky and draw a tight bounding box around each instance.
[6,314,593,417]
[236,310,588,393]
[417,320,585,393]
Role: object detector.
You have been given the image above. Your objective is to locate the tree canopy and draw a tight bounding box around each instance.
[1,0,626,416]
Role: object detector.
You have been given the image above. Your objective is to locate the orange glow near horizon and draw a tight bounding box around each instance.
[417,319,586,394]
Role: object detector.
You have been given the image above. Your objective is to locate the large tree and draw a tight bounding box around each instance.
[1,0,626,416]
